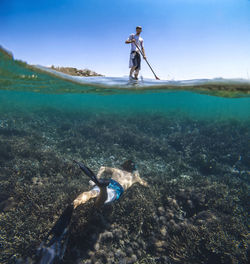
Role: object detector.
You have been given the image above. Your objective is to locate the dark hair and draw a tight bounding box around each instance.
[136,26,142,30]
[121,160,137,172]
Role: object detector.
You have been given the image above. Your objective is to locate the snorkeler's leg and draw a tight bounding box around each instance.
[74,187,108,209]
[37,187,102,262]
[73,189,99,209]
[95,186,108,209]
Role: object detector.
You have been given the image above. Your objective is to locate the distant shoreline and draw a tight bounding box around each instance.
[50,65,103,77]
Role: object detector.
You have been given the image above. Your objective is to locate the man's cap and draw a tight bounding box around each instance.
[136,26,142,29]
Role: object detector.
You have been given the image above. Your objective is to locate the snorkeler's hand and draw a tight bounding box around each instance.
[142,180,148,187]
[143,55,146,60]
[131,39,136,43]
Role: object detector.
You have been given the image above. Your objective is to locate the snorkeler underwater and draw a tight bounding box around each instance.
[36,160,147,263]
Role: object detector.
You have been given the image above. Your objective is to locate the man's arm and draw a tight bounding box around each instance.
[141,40,146,59]
[134,171,148,187]
[125,38,135,44]
[141,47,146,59]
[125,34,135,44]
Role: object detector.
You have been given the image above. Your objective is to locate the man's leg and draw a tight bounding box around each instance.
[134,53,141,80]
[95,186,108,208]
[130,66,136,78]
[134,69,140,80]
[73,189,99,209]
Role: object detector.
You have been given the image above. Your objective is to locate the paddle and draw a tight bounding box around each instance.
[133,41,160,80]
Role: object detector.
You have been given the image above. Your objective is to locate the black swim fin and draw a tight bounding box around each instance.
[47,204,74,242]
[73,160,110,187]
[36,204,74,264]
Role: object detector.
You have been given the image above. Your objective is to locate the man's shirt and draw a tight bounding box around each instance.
[128,33,144,52]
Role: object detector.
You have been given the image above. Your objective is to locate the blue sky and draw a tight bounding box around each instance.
[1,0,250,80]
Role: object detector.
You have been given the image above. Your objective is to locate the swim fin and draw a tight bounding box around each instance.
[36,204,74,264]
[73,160,110,187]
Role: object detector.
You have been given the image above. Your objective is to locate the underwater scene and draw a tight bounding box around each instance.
[0,47,249,264]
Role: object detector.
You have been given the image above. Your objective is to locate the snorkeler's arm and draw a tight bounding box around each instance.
[134,171,148,187]
[139,178,148,187]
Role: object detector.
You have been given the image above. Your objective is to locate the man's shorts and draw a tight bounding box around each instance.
[92,179,124,204]
[129,51,141,70]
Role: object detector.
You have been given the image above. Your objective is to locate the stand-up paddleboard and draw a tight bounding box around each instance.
[127,76,139,85]
[17,65,250,96]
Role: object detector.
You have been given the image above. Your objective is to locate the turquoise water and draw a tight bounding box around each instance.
[1,90,250,120]
[0,47,250,263]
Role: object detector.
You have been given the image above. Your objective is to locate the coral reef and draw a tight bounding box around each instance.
[50,66,103,77]
[0,109,249,264]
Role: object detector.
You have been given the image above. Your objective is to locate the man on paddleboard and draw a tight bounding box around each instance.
[125,26,146,80]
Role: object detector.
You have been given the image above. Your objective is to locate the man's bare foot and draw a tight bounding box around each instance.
[129,76,138,81]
